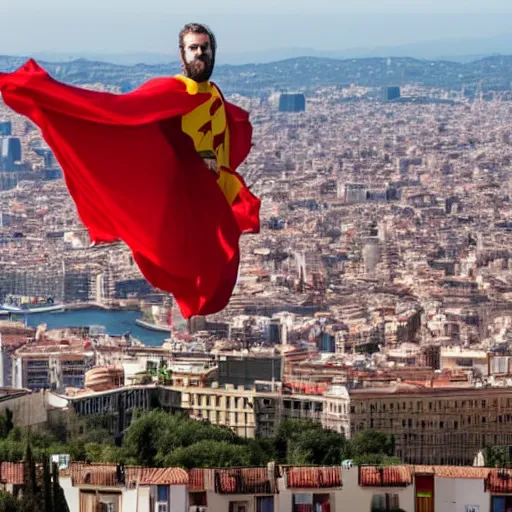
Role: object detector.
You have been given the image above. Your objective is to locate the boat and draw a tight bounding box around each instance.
[1,295,65,314]
[136,299,176,332]
[135,318,172,332]
[2,303,65,314]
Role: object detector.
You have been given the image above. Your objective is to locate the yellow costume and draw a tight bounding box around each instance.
[176,75,241,205]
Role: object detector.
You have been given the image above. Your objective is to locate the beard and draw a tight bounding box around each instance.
[182,55,214,83]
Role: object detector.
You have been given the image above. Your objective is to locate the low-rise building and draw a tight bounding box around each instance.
[322,385,351,438]
[350,385,512,465]
[12,341,94,391]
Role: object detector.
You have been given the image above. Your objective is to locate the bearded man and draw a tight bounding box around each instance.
[0,23,260,319]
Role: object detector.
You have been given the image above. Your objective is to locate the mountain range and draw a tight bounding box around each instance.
[1,53,512,97]
[12,34,512,66]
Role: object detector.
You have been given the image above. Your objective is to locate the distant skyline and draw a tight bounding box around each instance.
[3,3,512,62]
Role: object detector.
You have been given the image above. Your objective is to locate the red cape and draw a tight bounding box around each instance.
[0,59,260,318]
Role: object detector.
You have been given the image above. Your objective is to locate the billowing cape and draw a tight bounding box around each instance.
[0,59,260,318]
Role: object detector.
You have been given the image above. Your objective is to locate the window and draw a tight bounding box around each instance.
[98,493,120,512]
[157,485,169,503]
[292,494,330,512]
[256,496,274,512]
[229,502,249,512]
[189,492,207,506]
[371,493,399,512]
[491,496,512,512]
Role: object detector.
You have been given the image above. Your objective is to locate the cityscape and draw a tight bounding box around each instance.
[2,36,512,512]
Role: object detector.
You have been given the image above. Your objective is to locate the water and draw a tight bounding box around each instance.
[13,308,170,346]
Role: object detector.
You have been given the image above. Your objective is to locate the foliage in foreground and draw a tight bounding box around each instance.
[0,408,400,470]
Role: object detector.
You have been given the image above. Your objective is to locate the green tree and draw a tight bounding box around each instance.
[350,430,395,458]
[52,463,70,512]
[42,457,52,512]
[165,440,253,469]
[485,446,511,468]
[122,410,168,466]
[67,439,86,462]
[275,420,348,465]
[23,443,37,498]
[123,410,245,467]
[0,490,21,512]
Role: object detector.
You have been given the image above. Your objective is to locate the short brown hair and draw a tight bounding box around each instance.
[179,23,217,56]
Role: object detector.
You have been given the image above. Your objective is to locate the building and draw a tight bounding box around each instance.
[322,385,351,438]
[0,137,22,171]
[381,86,401,102]
[350,385,512,465]
[12,342,94,391]
[0,121,12,137]
[33,147,60,169]
[62,385,181,439]
[2,459,512,512]
[439,347,488,376]
[52,378,342,440]
[60,462,189,512]
[218,356,281,387]
[182,383,258,438]
[344,183,367,203]
[278,93,306,113]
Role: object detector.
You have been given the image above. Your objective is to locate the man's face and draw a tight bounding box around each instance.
[181,32,214,83]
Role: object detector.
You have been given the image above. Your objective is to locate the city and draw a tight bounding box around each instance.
[1,32,512,512]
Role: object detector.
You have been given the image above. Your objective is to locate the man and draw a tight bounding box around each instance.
[178,24,224,174]
[176,24,238,198]
[0,24,260,319]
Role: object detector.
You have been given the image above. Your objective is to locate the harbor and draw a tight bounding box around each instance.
[8,307,172,346]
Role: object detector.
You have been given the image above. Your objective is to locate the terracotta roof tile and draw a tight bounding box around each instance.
[411,465,435,475]
[0,462,24,485]
[214,468,273,494]
[359,466,412,487]
[138,468,188,486]
[486,469,512,493]
[359,465,490,485]
[431,466,490,479]
[68,463,187,487]
[285,466,342,489]
[188,468,215,491]
[70,463,119,487]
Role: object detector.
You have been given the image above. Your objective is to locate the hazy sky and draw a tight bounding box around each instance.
[3,0,512,57]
